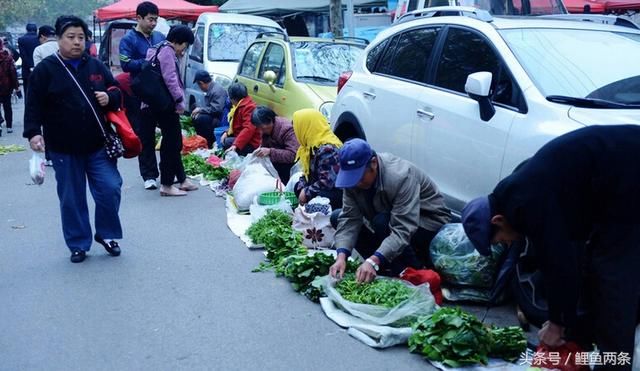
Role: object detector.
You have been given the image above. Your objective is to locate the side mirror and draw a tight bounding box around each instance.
[263,70,277,92]
[465,71,495,122]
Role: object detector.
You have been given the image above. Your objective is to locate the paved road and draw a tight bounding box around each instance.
[0,101,526,370]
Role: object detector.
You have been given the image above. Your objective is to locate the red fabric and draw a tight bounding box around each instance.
[400,268,443,305]
[207,155,223,167]
[563,0,606,13]
[231,97,261,151]
[182,135,208,155]
[107,110,142,158]
[94,0,218,21]
[115,72,133,97]
[534,342,590,371]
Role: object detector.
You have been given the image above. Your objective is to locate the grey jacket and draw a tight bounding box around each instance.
[334,153,451,261]
[200,81,228,117]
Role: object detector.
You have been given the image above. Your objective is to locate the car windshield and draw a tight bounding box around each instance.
[292,41,364,84]
[208,24,281,62]
[501,28,640,105]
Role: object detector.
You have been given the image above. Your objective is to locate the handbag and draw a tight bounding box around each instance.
[55,53,124,159]
[130,43,174,112]
[106,86,142,158]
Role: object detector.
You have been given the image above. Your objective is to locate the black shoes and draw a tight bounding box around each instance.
[94,236,121,257]
[70,250,86,263]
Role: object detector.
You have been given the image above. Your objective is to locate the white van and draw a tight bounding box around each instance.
[184,13,285,110]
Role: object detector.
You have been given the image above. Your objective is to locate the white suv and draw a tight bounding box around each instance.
[331,7,640,214]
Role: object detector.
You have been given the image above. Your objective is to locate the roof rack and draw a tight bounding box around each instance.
[333,36,370,45]
[536,14,640,30]
[256,32,289,42]
[395,6,493,24]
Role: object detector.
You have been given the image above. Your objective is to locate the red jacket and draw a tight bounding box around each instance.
[0,50,18,96]
[231,97,261,151]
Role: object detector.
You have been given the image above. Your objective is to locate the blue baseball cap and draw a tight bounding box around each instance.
[336,138,373,188]
[461,196,493,256]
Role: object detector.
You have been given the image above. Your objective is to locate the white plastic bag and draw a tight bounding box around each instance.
[286,171,304,193]
[221,151,244,170]
[29,152,45,185]
[232,156,280,211]
[322,276,437,327]
[292,197,334,249]
[249,195,293,222]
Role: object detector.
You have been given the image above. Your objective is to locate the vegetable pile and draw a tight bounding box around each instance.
[180,115,197,137]
[409,307,491,367]
[488,326,528,362]
[248,210,307,270]
[409,307,527,367]
[0,144,25,155]
[277,253,359,302]
[336,274,414,308]
[182,153,230,181]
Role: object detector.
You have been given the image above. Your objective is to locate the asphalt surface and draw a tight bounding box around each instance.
[0,101,528,370]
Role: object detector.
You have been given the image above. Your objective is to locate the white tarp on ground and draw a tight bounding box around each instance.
[220,0,387,15]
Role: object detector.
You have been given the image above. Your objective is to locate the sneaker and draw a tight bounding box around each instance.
[70,250,86,263]
[7,128,12,133]
[144,179,157,190]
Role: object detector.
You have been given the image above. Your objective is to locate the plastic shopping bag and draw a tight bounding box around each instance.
[29,152,45,185]
[232,155,280,211]
[322,276,437,327]
[249,195,294,222]
[292,197,335,249]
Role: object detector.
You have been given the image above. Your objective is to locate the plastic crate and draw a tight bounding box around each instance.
[259,191,298,207]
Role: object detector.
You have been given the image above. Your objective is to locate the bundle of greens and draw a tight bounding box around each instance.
[181,153,230,181]
[248,210,306,271]
[0,144,25,155]
[488,326,527,362]
[180,115,196,137]
[335,274,414,308]
[409,307,491,367]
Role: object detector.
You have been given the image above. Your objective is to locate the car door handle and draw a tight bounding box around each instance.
[363,91,376,99]
[417,109,435,120]
[253,85,259,93]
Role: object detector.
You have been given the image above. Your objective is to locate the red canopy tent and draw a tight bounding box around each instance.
[94,0,218,22]
[563,0,640,12]
[604,1,640,11]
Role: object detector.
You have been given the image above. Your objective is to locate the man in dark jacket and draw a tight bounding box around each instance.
[24,16,124,263]
[461,125,640,369]
[119,1,165,190]
[191,70,228,148]
[330,139,451,283]
[250,106,299,184]
[17,23,39,93]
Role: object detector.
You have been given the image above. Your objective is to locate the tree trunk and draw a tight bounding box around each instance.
[330,0,343,37]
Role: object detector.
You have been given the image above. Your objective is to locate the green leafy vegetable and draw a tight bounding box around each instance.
[488,326,527,362]
[409,307,490,368]
[180,115,197,137]
[335,274,413,308]
[248,210,306,271]
[181,153,230,181]
[0,144,25,155]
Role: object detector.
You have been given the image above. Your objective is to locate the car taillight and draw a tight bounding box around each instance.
[337,71,352,94]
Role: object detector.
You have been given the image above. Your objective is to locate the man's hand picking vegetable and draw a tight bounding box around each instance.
[330,252,348,279]
[356,255,380,283]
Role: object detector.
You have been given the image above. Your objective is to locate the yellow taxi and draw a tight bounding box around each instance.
[233,34,366,119]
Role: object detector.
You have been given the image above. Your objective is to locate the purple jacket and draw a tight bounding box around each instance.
[261,117,299,164]
[145,43,185,111]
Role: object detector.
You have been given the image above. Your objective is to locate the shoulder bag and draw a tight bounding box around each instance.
[130,43,174,112]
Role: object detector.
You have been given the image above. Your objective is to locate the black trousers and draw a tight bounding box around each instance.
[142,109,185,186]
[588,224,640,371]
[129,96,159,181]
[331,211,438,276]
[21,68,31,95]
[0,94,12,128]
[193,113,219,149]
[273,162,293,184]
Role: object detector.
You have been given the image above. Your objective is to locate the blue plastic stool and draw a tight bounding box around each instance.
[214,126,229,147]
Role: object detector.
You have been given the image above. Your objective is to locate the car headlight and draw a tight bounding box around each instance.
[211,73,232,89]
[319,102,334,119]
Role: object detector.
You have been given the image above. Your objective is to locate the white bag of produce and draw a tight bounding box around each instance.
[232,155,280,211]
[322,275,437,327]
[292,197,334,249]
[430,223,505,288]
[29,152,46,185]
